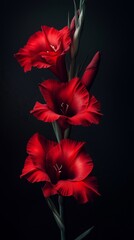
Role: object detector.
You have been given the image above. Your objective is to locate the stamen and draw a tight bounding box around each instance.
[53,164,62,174]
[60,102,69,115]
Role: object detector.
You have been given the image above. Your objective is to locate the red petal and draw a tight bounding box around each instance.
[30,101,60,122]
[20,157,50,183]
[55,176,100,204]
[41,26,70,81]
[14,31,52,72]
[67,78,89,113]
[71,152,93,181]
[55,180,73,196]
[59,26,71,52]
[40,51,58,65]
[39,80,62,109]
[58,77,81,104]
[26,133,56,169]
[46,138,85,166]
[42,182,58,198]
[41,26,61,51]
[50,54,68,82]
[85,95,102,124]
[68,94,102,126]
[81,52,101,89]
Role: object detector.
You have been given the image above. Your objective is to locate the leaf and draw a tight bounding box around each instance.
[74,226,94,240]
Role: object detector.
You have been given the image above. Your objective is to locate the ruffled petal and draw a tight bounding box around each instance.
[71,152,93,181]
[55,176,100,203]
[42,182,58,198]
[15,26,71,74]
[14,31,52,72]
[26,29,51,51]
[20,157,50,183]
[40,51,58,66]
[68,94,102,126]
[85,95,102,124]
[30,102,60,122]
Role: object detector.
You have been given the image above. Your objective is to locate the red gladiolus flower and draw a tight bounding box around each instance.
[14,26,71,82]
[30,78,102,129]
[20,133,100,203]
[81,52,101,89]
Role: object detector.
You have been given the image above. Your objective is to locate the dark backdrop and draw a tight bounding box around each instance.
[1,0,133,239]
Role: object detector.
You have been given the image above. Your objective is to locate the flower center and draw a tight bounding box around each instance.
[53,164,62,181]
[60,102,69,115]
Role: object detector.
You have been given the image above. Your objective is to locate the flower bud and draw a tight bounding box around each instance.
[70,1,85,58]
[81,52,101,89]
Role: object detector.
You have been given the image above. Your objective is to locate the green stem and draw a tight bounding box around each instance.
[52,121,62,142]
[51,122,66,239]
[69,57,76,80]
[64,126,71,139]
[46,198,65,231]
[59,195,66,240]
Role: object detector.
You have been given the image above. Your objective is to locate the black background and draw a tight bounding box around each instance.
[1,0,133,239]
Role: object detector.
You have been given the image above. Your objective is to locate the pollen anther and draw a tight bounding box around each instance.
[53,164,62,174]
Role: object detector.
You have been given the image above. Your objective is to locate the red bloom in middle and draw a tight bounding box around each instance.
[30,78,102,129]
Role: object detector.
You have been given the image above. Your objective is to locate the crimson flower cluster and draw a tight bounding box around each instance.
[15,12,102,204]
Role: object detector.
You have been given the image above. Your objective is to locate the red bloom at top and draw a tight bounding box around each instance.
[30,78,102,129]
[14,26,71,82]
[20,133,100,203]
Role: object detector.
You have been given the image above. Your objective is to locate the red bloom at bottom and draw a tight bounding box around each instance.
[20,133,100,203]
